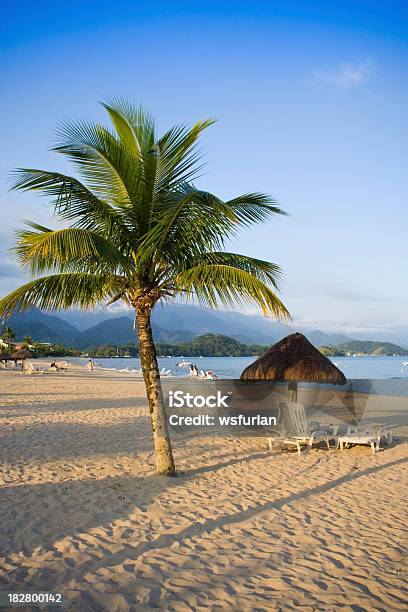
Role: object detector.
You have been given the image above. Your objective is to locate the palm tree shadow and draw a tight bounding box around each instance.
[186,451,271,476]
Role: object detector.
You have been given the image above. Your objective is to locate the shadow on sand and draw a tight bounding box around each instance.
[1,442,406,561]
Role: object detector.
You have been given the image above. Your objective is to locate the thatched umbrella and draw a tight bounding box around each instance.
[0,351,12,362]
[241,332,346,401]
[11,348,33,361]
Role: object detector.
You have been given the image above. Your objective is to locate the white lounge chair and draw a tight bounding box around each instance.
[336,424,394,455]
[358,423,395,445]
[24,361,45,375]
[268,401,334,455]
[336,429,380,455]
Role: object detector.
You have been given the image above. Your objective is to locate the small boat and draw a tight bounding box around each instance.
[176,361,192,368]
[403,362,408,366]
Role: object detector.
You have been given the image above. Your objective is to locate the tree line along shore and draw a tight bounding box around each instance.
[2,331,406,359]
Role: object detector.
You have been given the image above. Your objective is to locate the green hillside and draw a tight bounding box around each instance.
[320,340,407,356]
[338,340,406,355]
[159,334,264,357]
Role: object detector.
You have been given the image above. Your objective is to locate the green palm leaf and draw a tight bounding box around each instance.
[0,273,124,317]
[53,120,138,204]
[101,98,156,154]
[10,169,131,236]
[14,225,132,275]
[173,254,290,318]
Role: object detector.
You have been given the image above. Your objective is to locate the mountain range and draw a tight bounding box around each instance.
[4,305,355,349]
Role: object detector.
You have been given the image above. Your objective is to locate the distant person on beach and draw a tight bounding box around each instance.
[204,370,220,380]
[87,358,94,372]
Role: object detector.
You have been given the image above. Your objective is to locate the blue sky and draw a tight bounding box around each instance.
[0,1,407,339]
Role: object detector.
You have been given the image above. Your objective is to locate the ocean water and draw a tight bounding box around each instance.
[70,354,408,382]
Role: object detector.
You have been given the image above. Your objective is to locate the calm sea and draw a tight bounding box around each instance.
[70,354,408,381]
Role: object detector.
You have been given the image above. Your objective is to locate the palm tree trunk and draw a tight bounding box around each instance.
[135,307,176,476]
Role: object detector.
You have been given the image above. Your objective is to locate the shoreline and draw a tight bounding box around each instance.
[4,357,408,395]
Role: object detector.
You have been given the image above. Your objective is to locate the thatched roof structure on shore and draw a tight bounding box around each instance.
[11,348,33,360]
[0,351,13,361]
[240,332,346,385]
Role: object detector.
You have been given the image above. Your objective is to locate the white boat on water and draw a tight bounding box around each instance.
[403,362,408,366]
[177,361,192,368]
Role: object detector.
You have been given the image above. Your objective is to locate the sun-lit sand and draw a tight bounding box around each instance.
[0,364,407,611]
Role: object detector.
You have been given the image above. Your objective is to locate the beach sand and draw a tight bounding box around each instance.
[0,364,407,611]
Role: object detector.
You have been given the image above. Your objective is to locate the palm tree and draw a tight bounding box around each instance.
[0,99,290,475]
[22,335,33,347]
[2,326,15,349]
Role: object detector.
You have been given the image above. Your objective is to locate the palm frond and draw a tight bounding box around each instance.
[10,169,132,237]
[101,97,156,153]
[0,273,124,318]
[173,261,290,319]
[14,225,132,275]
[140,186,237,269]
[184,252,284,289]
[141,188,286,272]
[53,120,141,205]
[225,193,287,226]
[155,119,215,192]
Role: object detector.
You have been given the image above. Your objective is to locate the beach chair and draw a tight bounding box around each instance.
[336,424,394,455]
[276,401,334,455]
[357,423,395,445]
[24,361,45,375]
[336,428,380,455]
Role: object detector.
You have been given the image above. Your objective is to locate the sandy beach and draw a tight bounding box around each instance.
[0,363,407,611]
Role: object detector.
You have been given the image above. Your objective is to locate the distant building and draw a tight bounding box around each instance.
[0,338,33,350]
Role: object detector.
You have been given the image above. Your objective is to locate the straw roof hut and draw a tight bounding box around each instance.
[11,348,33,360]
[0,351,12,361]
[241,333,346,400]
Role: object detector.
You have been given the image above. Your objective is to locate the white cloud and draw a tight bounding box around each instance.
[313,61,375,89]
